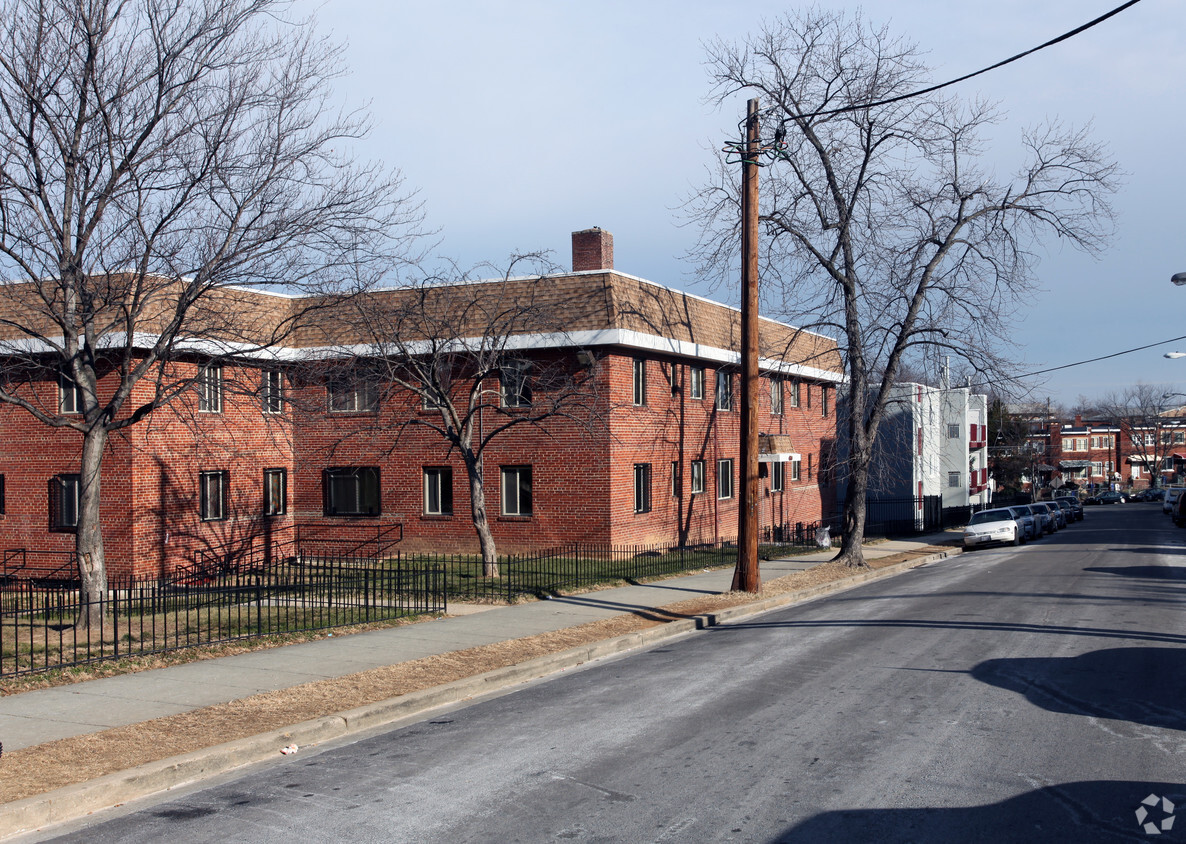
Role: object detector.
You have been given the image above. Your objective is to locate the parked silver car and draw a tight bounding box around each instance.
[1039,501,1067,530]
[1023,503,1054,535]
[1007,505,1041,541]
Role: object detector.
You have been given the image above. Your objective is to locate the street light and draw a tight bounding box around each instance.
[1173,271,1186,286]
[1165,352,1186,359]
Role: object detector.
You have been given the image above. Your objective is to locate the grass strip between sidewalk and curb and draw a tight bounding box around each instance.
[0,544,959,839]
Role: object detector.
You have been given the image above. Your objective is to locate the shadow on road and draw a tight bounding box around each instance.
[775,781,1186,843]
[721,618,1186,646]
[972,647,1186,731]
[1086,565,1186,579]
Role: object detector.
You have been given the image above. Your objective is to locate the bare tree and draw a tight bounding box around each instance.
[687,10,1118,566]
[986,395,1033,495]
[0,0,419,624]
[313,257,603,576]
[1098,383,1179,489]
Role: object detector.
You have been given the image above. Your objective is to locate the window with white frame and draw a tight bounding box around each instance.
[947,471,960,489]
[328,379,378,413]
[633,463,651,513]
[198,365,222,413]
[632,358,647,406]
[199,470,229,521]
[1091,461,1104,476]
[770,461,784,491]
[59,372,83,414]
[770,378,783,415]
[263,468,287,516]
[323,467,380,516]
[717,459,733,499]
[1175,432,1185,445]
[500,360,532,408]
[821,387,829,417]
[947,423,960,439]
[790,380,801,408]
[501,465,532,516]
[671,461,680,496]
[423,467,453,515]
[49,473,80,532]
[1145,432,1157,446]
[261,370,284,414]
[690,460,705,494]
[715,370,732,411]
[690,366,704,400]
[791,458,801,482]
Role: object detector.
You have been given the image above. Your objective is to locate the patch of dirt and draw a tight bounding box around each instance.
[0,544,953,805]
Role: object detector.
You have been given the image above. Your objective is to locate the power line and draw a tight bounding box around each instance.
[795,0,1144,119]
[970,332,1186,391]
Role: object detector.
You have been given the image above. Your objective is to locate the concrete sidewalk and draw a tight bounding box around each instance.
[0,533,961,751]
[0,531,962,835]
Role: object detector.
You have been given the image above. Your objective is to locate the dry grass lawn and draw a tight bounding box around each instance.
[0,545,953,805]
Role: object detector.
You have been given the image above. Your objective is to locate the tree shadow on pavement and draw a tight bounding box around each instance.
[971,647,1186,731]
[775,781,1186,843]
[1086,565,1186,579]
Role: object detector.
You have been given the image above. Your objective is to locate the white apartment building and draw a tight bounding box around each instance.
[868,383,991,516]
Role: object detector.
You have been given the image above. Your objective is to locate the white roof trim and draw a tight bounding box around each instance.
[299,328,846,384]
[0,327,847,384]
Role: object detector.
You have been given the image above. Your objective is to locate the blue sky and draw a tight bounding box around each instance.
[296,0,1184,405]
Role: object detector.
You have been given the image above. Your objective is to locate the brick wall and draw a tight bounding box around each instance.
[0,349,839,578]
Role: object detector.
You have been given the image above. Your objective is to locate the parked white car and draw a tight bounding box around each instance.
[1164,487,1186,514]
[963,508,1023,550]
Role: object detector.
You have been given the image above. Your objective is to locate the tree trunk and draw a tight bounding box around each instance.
[834,457,869,568]
[75,426,110,630]
[464,453,499,577]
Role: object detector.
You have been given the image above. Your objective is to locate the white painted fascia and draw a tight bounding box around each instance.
[0,327,848,384]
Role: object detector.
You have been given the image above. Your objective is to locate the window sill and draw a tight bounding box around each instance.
[498,514,532,522]
[421,513,453,520]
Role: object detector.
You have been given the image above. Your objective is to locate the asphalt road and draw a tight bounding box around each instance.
[30,503,1186,843]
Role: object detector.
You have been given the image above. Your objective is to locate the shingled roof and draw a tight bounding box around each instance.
[0,269,843,380]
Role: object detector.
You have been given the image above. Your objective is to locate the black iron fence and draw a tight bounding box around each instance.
[861,496,970,538]
[0,553,445,678]
[0,517,834,675]
[398,522,831,604]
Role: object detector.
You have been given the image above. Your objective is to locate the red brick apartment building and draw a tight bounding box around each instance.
[1023,413,1186,493]
[0,230,844,579]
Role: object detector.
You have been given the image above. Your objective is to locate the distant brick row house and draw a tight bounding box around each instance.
[0,229,845,579]
[1022,412,1186,492]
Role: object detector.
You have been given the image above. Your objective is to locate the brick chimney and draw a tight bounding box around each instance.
[1074,414,1083,427]
[572,228,613,272]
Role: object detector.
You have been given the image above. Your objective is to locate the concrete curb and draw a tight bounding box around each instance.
[0,545,957,839]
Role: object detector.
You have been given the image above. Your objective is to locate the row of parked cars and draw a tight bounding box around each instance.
[963,497,1083,550]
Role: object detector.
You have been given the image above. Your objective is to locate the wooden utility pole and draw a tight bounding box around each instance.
[732,97,761,593]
